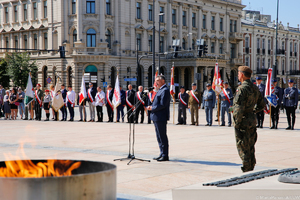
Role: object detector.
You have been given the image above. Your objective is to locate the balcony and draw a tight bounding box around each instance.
[257,48,260,54]
[229,58,243,65]
[276,49,285,55]
[289,70,300,75]
[245,47,249,54]
[262,49,265,55]
[256,68,268,74]
[229,32,243,42]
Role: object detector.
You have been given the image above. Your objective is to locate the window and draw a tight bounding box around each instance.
[172,9,176,24]
[44,33,48,49]
[5,7,8,23]
[257,58,260,69]
[290,60,292,70]
[72,0,76,14]
[211,16,215,30]
[34,34,38,49]
[15,36,18,50]
[160,36,164,52]
[281,41,285,50]
[245,37,249,48]
[262,58,265,68]
[220,18,223,31]
[262,39,265,49]
[192,39,195,50]
[106,0,111,15]
[203,15,206,29]
[14,6,18,22]
[33,2,37,19]
[86,0,95,14]
[73,29,77,47]
[148,35,153,52]
[182,11,186,26]
[211,42,215,53]
[290,42,293,52]
[148,5,153,21]
[257,38,260,48]
[268,40,271,50]
[192,13,196,27]
[230,20,233,32]
[5,37,9,51]
[282,60,285,71]
[233,20,237,32]
[136,2,141,19]
[219,43,223,54]
[295,61,297,70]
[294,43,297,53]
[182,38,186,50]
[137,34,141,51]
[87,28,96,47]
[245,57,249,67]
[230,44,235,58]
[44,1,47,18]
[24,35,28,49]
[268,59,271,68]
[105,29,111,49]
[23,4,28,21]
[159,7,164,22]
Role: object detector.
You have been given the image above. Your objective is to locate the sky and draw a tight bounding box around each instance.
[242,0,300,28]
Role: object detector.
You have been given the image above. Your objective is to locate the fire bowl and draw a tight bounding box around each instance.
[0,160,117,200]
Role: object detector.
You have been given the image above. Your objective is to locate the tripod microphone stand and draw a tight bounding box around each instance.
[114,94,150,165]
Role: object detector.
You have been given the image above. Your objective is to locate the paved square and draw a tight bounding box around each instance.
[1,106,299,199]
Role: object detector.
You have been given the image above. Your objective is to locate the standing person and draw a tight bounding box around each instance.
[34,84,43,121]
[177,86,188,125]
[0,85,4,118]
[66,86,76,121]
[77,93,86,122]
[188,83,201,126]
[95,86,105,122]
[60,84,68,121]
[256,76,266,128]
[43,89,52,121]
[202,83,216,126]
[105,85,114,122]
[220,82,233,127]
[134,86,147,124]
[9,87,19,120]
[3,90,11,120]
[233,66,265,172]
[117,85,126,122]
[283,79,299,130]
[87,82,96,122]
[147,87,155,124]
[50,85,55,120]
[270,79,283,129]
[17,88,25,119]
[126,84,135,123]
[147,75,170,162]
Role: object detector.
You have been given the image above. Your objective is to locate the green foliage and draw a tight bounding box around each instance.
[6,52,38,89]
[0,59,10,88]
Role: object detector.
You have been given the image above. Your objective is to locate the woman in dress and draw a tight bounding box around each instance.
[9,87,19,120]
[3,90,11,120]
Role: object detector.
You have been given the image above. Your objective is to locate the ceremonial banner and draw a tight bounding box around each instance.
[112,75,121,108]
[24,74,34,106]
[212,62,223,95]
[52,80,64,112]
[265,68,278,107]
[170,65,175,97]
[222,88,231,104]
[79,76,87,105]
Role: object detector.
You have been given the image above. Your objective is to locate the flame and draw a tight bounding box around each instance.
[0,144,81,178]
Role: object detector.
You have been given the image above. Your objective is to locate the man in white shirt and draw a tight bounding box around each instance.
[66,85,76,121]
[95,86,105,122]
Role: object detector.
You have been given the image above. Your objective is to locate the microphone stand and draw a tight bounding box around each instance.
[114,94,150,165]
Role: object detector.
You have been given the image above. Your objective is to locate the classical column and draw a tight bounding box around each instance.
[114,0,119,54]
[197,7,202,39]
[76,0,82,40]
[166,1,172,48]
[99,0,106,42]
[178,3,182,47]
[188,5,192,49]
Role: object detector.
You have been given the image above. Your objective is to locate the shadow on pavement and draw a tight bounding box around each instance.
[172,159,241,166]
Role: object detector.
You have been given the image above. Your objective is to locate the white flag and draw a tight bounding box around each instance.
[79,76,87,105]
[112,75,121,108]
[24,74,34,106]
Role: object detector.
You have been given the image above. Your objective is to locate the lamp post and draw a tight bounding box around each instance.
[158,13,165,75]
[152,0,155,86]
[274,0,279,80]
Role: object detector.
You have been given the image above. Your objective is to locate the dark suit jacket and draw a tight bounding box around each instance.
[150,84,170,122]
[120,89,126,106]
[61,89,67,102]
[87,87,97,102]
[127,89,135,106]
[105,89,114,104]
[135,91,147,108]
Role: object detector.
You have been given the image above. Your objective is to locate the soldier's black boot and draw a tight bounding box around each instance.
[275,120,278,129]
[270,119,275,129]
[256,122,260,128]
[292,118,295,130]
[286,118,291,130]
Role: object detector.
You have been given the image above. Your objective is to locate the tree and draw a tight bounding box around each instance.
[6,52,38,88]
[0,59,10,88]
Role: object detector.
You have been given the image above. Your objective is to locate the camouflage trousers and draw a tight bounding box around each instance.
[235,127,257,172]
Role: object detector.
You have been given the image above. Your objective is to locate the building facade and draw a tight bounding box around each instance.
[242,12,300,88]
[0,0,245,94]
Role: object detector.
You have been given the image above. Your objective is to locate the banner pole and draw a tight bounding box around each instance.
[217,95,220,126]
[269,105,272,128]
[173,95,175,124]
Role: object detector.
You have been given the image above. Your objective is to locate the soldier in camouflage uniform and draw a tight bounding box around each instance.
[233,66,265,172]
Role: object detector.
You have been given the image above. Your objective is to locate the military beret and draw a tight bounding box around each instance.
[191,83,197,86]
[256,76,262,80]
[180,86,185,89]
[45,89,50,92]
[206,83,212,87]
[272,79,277,83]
[288,79,294,83]
[224,81,229,84]
[238,66,253,74]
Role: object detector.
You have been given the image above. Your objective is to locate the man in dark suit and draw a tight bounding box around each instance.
[177,86,188,125]
[147,75,170,162]
[147,87,155,124]
[134,85,147,123]
[60,84,68,121]
[126,84,135,123]
[117,85,126,122]
[105,85,114,122]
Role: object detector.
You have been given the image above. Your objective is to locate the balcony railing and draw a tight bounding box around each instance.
[256,68,268,74]
[229,32,243,41]
[289,70,300,75]
[230,58,243,65]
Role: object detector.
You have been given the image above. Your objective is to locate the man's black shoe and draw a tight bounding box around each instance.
[256,125,260,128]
[23,118,28,120]
[228,125,231,127]
[260,125,263,128]
[60,119,64,121]
[286,126,291,130]
[205,124,209,126]
[292,127,294,130]
[215,119,218,122]
[220,124,225,126]
[79,119,83,122]
[157,156,169,162]
[209,124,212,126]
[153,156,162,160]
[176,123,182,125]
[270,126,275,129]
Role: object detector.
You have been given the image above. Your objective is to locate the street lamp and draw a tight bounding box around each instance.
[158,13,165,74]
[273,0,279,80]
[152,0,155,86]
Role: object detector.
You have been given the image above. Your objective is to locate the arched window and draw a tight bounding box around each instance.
[73,29,77,47]
[182,38,186,50]
[105,29,111,49]
[72,0,76,14]
[87,28,96,47]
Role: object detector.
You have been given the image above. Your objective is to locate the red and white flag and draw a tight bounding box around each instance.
[113,75,121,108]
[212,62,223,95]
[79,76,87,105]
[265,68,274,97]
[170,64,175,97]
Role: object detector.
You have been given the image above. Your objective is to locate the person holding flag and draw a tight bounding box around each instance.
[177,86,189,125]
[87,82,96,122]
[220,82,233,127]
[270,79,283,129]
[52,79,65,121]
[34,84,44,121]
[95,87,105,122]
[212,62,223,123]
[116,85,126,123]
[78,75,87,122]
[24,74,35,120]
[105,85,114,122]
